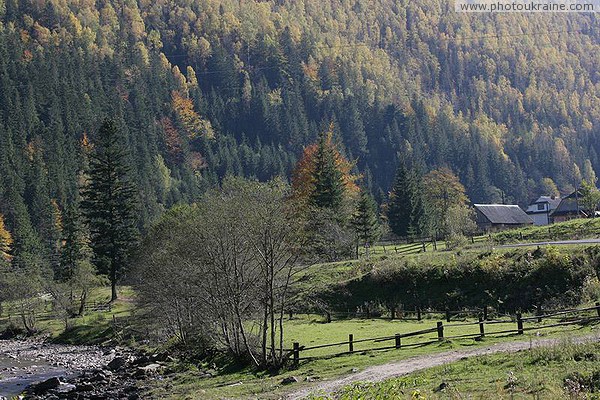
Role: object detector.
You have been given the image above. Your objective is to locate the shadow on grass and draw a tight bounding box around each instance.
[51,323,114,345]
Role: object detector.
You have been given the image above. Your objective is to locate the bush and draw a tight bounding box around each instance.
[322,247,597,314]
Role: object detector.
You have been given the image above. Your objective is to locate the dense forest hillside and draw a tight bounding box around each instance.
[1,0,600,261]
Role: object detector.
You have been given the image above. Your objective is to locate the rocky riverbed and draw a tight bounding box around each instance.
[0,340,162,399]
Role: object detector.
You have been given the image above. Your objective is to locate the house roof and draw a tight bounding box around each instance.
[549,189,600,217]
[533,196,561,209]
[474,204,533,225]
[526,195,562,214]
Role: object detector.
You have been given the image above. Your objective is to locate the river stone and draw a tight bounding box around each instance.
[134,363,163,378]
[34,377,61,394]
[76,382,95,392]
[55,382,77,393]
[132,355,151,366]
[107,356,128,371]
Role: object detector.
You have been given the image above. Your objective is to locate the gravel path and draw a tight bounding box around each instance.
[287,332,600,399]
[499,239,600,248]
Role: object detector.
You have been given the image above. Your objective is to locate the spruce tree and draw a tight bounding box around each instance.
[351,189,381,247]
[310,131,345,211]
[387,162,412,237]
[387,162,426,238]
[408,167,426,237]
[59,203,87,282]
[81,119,138,301]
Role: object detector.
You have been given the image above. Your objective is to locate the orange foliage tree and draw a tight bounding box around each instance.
[171,91,214,140]
[161,117,184,163]
[291,124,359,209]
[0,213,13,261]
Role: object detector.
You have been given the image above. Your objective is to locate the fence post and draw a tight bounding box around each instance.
[536,305,542,323]
[395,333,401,349]
[483,306,488,321]
[516,313,524,334]
[422,242,426,252]
[437,321,444,341]
[417,307,422,321]
[479,316,485,337]
[596,302,600,318]
[293,342,300,367]
[446,309,451,323]
[349,334,354,353]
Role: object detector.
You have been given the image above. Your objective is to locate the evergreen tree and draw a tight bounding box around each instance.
[351,189,381,248]
[386,161,426,238]
[59,203,88,282]
[311,130,346,211]
[81,119,138,301]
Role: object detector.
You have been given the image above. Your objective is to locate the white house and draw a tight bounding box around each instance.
[526,196,561,226]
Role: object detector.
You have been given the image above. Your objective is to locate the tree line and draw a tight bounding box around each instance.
[2,0,600,284]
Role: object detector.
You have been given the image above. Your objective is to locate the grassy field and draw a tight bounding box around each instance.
[493,217,600,244]
[308,339,600,399]
[146,313,600,399]
[0,286,136,345]
[361,218,600,258]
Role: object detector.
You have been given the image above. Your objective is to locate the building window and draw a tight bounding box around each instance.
[537,203,545,211]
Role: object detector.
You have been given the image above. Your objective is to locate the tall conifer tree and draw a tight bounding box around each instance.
[81,119,138,301]
[310,131,346,211]
[351,189,381,247]
[387,161,425,238]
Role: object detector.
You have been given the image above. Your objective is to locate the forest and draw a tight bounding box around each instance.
[1,0,600,276]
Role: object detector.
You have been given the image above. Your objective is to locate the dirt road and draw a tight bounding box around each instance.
[287,333,600,399]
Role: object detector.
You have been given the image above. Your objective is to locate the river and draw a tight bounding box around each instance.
[0,354,66,397]
[0,340,114,398]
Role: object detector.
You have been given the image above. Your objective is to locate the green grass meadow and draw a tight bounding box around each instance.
[0,286,136,345]
[147,313,600,399]
[308,339,600,399]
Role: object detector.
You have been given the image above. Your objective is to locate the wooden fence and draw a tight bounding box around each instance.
[289,303,600,367]
[311,306,493,323]
[360,235,490,257]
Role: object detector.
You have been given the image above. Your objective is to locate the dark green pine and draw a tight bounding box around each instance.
[351,189,381,246]
[310,132,345,212]
[387,161,412,238]
[81,119,138,302]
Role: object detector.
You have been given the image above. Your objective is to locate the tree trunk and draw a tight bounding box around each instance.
[111,280,118,302]
[78,289,88,316]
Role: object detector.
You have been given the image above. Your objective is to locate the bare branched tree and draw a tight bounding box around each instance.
[134,177,306,369]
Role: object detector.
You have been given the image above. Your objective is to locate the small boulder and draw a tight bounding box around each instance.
[107,356,128,371]
[34,377,61,394]
[134,363,163,378]
[55,382,77,393]
[281,376,299,385]
[76,382,95,392]
[132,355,151,366]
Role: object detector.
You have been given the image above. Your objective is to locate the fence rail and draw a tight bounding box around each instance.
[289,302,600,367]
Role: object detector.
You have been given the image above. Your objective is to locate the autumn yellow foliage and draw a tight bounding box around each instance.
[0,213,13,260]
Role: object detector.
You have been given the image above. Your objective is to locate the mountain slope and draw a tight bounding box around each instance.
[1,0,600,262]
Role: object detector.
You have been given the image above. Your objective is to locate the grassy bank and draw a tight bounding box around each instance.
[0,286,136,345]
[145,314,600,399]
[492,218,600,244]
[309,337,600,399]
